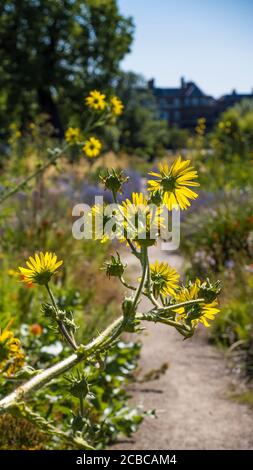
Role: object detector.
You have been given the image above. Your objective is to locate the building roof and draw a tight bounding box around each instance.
[153,88,180,97]
[152,79,213,99]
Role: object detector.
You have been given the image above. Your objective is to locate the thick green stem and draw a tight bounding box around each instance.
[156,298,205,313]
[132,246,147,312]
[140,313,191,337]
[145,252,162,308]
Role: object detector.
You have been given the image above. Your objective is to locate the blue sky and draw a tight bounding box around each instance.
[118,0,253,97]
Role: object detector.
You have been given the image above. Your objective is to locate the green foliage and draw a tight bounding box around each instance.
[212,298,252,348]
[167,127,190,151]
[211,269,253,379]
[191,100,253,191]
[211,100,253,161]
[182,190,253,275]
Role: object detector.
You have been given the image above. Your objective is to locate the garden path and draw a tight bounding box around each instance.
[113,244,253,450]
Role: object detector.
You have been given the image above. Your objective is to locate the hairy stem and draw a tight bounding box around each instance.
[132,246,147,312]
[156,298,205,313]
[45,284,78,351]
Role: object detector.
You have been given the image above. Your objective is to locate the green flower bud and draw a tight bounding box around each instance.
[103,252,126,279]
[41,302,56,318]
[100,169,129,194]
[148,190,163,205]
[68,372,90,400]
[198,279,222,303]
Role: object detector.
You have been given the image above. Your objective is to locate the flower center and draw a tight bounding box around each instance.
[161,175,176,192]
[153,273,166,288]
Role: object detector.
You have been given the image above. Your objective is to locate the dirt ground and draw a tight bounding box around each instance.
[112,245,253,450]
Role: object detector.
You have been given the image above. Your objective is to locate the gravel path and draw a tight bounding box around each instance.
[113,245,253,450]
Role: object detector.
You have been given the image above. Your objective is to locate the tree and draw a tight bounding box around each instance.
[211,99,253,160]
[115,72,169,159]
[0,0,134,136]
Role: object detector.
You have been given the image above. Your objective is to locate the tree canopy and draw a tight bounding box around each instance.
[0,0,134,135]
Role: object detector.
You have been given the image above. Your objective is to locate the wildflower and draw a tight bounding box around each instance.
[100,169,129,194]
[7,269,18,278]
[121,193,163,247]
[82,137,102,158]
[30,324,43,336]
[147,156,199,210]
[18,252,63,287]
[0,321,24,376]
[103,253,126,279]
[150,261,180,298]
[174,279,219,327]
[65,127,81,144]
[110,96,124,116]
[85,90,106,111]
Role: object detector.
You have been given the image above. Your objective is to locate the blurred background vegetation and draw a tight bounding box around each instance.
[0,0,253,449]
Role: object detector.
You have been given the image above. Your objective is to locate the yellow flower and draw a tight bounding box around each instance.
[110,96,124,116]
[83,137,102,158]
[148,156,199,210]
[85,90,106,111]
[65,127,81,144]
[150,260,180,298]
[8,269,18,278]
[0,321,25,376]
[18,252,63,287]
[120,193,163,247]
[174,280,219,327]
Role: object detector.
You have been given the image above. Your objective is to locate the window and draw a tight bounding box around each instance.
[174,110,181,121]
[173,98,180,107]
[159,98,167,106]
[160,110,170,120]
[192,98,199,106]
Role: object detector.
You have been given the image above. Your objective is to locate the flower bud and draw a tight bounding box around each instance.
[198,279,222,302]
[103,253,126,279]
[69,376,89,400]
[148,190,163,206]
[100,169,128,194]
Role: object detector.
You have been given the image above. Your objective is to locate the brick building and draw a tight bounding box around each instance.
[149,77,253,130]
